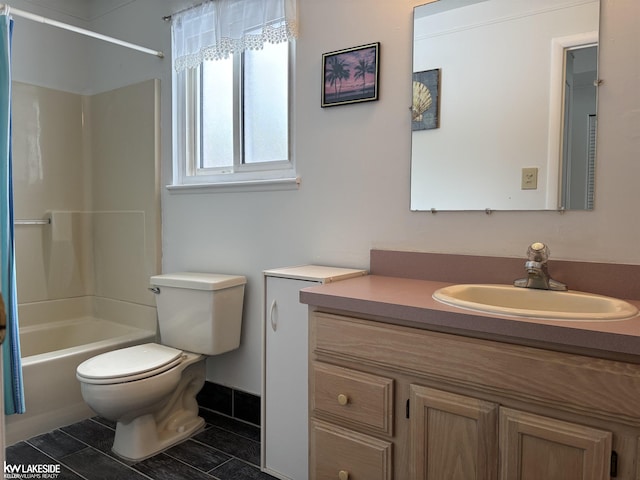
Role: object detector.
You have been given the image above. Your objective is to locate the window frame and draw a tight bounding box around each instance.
[170,41,298,192]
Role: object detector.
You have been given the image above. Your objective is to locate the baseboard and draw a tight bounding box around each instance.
[197,381,260,426]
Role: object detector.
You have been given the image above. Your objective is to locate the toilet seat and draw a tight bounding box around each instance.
[77,343,184,385]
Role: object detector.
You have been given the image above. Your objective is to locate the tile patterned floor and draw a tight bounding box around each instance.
[6,408,278,480]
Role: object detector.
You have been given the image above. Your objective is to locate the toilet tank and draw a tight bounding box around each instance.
[150,272,246,355]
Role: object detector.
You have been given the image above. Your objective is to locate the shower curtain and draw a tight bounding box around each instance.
[0,11,24,415]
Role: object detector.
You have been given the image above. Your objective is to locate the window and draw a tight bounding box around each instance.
[170,0,298,191]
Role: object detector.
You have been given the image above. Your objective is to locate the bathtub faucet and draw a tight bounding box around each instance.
[513,242,567,291]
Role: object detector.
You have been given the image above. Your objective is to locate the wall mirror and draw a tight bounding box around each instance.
[410,0,599,211]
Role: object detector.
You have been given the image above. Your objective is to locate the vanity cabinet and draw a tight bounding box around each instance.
[309,311,640,480]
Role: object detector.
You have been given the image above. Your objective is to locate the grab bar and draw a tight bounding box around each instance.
[14,218,51,225]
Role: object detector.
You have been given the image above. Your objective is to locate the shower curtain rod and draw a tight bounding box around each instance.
[0,4,164,58]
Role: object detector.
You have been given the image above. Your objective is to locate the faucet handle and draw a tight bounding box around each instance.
[527,242,549,263]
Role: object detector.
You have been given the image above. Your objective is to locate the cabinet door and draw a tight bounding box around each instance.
[499,408,612,480]
[264,276,316,480]
[410,385,499,480]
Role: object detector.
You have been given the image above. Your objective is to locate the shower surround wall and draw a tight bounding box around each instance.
[12,78,161,333]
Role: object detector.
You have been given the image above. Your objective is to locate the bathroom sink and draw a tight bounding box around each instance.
[433,284,639,321]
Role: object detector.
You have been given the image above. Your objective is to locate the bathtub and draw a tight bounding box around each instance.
[5,316,156,445]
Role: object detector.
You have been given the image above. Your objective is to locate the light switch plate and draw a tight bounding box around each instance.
[521,167,538,190]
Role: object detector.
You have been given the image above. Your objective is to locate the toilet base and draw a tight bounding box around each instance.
[109,357,207,461]
[112,413,205,461]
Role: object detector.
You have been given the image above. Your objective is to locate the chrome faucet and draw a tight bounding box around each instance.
[514,242,567,291]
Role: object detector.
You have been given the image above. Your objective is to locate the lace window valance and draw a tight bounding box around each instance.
[171,0,298,71]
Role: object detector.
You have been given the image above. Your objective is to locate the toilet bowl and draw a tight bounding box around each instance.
[76,272,246,461]
[77,343,206,461]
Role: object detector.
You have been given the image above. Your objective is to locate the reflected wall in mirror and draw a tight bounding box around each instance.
[410,0,599,211]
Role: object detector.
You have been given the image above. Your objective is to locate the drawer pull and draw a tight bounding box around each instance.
[337,393,349,406]
[338,470,349,480]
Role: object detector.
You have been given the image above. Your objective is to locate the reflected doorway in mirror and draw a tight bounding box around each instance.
[559,44,598,210]
[412,68,440,130]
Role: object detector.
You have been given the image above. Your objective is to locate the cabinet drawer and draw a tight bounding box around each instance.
[311,420,392,480]
[312,362,394,436]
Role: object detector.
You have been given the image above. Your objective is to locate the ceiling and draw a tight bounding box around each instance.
[23,0,137,21]
[23,0,196,23]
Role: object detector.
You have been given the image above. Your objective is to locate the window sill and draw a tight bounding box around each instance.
[166,176,301,194]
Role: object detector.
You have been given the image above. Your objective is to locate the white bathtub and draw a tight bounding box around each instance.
[5,316,156,445]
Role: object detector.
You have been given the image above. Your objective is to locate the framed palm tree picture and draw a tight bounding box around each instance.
[322,42,380,107]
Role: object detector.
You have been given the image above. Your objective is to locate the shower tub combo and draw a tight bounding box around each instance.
[5,299,156,445]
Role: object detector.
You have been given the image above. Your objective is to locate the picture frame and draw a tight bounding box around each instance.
[322,42,380,107]
[412,68,441,130]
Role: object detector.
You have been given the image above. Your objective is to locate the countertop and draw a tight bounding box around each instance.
[300,274,640,361]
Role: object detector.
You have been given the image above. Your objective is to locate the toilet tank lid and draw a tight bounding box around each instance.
[150,272,247,291]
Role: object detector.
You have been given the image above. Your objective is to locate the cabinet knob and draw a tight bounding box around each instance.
[337,393,349,406]
[338,470,349,480]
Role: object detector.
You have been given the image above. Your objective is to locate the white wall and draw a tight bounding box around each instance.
[9,0,91,92]
[10,0,640,394]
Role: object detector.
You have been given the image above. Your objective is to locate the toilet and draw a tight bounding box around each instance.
[76,272,246,461]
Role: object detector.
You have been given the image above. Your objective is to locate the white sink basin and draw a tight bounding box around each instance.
[433,284,639,321]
